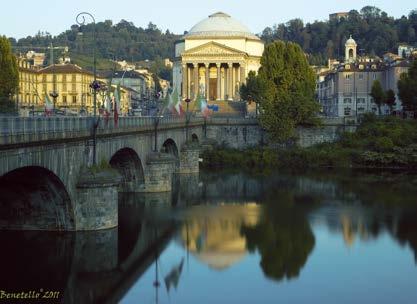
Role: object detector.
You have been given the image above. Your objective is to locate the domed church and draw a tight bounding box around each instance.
[173,12,264,101]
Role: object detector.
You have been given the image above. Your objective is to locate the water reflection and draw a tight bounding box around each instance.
[178,204,261,270]
[1,170,417,303]
[241,191,318,281]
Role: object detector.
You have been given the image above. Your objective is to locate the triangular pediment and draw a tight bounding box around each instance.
[183,41,246,56]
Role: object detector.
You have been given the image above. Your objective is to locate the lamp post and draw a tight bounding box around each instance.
[153,109,163,152]
[185,98,191,141]
[76,11,99,165]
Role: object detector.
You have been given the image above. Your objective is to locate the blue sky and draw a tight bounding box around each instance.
[2,0,416,38]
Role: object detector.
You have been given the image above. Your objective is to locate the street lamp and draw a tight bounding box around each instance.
[76,11,99,165]
[153,109,163,152]
[185,98,191,141]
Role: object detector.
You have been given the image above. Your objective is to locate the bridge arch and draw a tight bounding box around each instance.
[191,133,199,143]
[0,166,75,230]
[161,138,180,169]
[110,148,144,192]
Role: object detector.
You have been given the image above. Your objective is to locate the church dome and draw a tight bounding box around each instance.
[345,35,357,46]
[185,12,259,40]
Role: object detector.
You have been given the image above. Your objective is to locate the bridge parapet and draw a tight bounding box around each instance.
[0,116,205,147]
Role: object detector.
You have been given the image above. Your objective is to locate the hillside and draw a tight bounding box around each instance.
[7,6,417,68]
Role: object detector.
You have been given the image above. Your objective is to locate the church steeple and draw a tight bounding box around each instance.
[345,35,357,63]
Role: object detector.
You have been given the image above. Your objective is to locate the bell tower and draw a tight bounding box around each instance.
[345,35,357,63]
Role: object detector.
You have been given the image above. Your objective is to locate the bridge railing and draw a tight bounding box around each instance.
[0,115,207,138]
[0,115,256,146]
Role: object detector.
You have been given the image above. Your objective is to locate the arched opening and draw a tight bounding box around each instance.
[0,166,75,231]
[110,148,145,191]
[349,48,354,59]
[161,138,180,169]
[191,133,199,143]
[118,193,145,265]
[0,231,74,297]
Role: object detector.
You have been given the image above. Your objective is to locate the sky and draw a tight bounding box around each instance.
[2,0,416,39]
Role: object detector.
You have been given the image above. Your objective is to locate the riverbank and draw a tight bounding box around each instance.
[201,114,417,171]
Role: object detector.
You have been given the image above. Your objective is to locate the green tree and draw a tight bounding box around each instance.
[385,89,396,113]
[398,59,417,115]
[240,71,272,116]
[257,41,320,142]
[370,80,385,115]
[241,190,317,281]
[0,36,19,113]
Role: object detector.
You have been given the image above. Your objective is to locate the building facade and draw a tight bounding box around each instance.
[17,60,131,115]
[317,37,410,117]
[173,12,264,101]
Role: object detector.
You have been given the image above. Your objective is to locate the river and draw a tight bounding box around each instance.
[1,170,417,303]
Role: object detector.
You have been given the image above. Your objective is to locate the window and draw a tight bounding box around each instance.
[62,83,67,91]
[72,96,77,104]
[72,83,76,92]
[345,74,351,80]
[42,74,47,82]
[72,74,76,82]
[357,107,365,112]
[344,98,352,104]
[62,95,67,104]
[344,107,351,116]
[357,98,366,104]
[62,75,67,82]
[373,73,377,80]
[358,74,364,80]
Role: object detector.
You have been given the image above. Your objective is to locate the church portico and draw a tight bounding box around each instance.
[181,60,245,101]
[173,12,264,104]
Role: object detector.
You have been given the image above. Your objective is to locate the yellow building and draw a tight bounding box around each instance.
[17,59,39,108]
[37,64,95,113]
[17,60,131,115]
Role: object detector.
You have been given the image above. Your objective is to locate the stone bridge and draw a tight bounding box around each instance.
[0,116,263,232]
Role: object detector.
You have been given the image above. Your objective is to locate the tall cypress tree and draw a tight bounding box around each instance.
[370,80,385,115]
[0,36,19,113]
[257,41,320,142]
[398,59,417,115]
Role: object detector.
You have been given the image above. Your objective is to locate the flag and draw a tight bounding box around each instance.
[164,258,185,293]
[171,88,183,116]
[162,90,173,113]
[197,93,209,117]
[113,85,121,126]
[44,94,53,116]
[103,96,111,126]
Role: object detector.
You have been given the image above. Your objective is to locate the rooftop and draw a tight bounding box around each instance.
[184,12,260,40]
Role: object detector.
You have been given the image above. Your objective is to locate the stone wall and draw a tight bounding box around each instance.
[207,124,262,149]
[296,124,357,148]
[206,117,358,149]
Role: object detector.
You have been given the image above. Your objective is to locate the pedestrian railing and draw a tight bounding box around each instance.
[0,115,260,146]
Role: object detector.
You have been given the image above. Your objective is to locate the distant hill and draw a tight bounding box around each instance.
[9,20,180,66]
[260,6,417,65]
[7,6,417,68]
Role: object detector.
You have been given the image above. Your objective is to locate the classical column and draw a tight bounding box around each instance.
[240,65,246,85]
[232,64,236,100]
[193,64,199,99]
[187,65,191,99]
[224,66,227,100]
[205,63,210,100]
[216,63,221,100]
[227,63,233,100]
[182,63,187,99]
